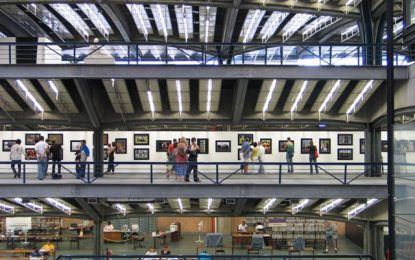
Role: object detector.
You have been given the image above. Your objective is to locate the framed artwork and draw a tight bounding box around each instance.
[115,138,127,154]
[319,138,331,154]
[301,138,313,154]
[134,134,149,145]
[156,140,171,152]
[238,134,253,145]
[25,133,40,145]
[360,139,365,154]
[70,140,82,152]
[216,140,231,152]
[338,149,353,160]
[48,134,63,145]
[134,148,150,160]
[25,148,37,160]
[2,140,17,152]
[406,140,415,152]
[381,140,388,152]
[338,134,353,145]
[103,134,108,145]
[186,138,191,147]
[279,140,294,152]
[260,138,272,154]
[197,138,209,154]
[103,148,108,160]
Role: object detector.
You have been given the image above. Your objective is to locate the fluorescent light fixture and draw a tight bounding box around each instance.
[263,198,276,214]
[16,80,44,114]
[147,89,155,116]
[128,4,149,41]
[290,80,309,117]
[243,10,261,43]
[320,199,343,216]
[157,4,169,42]
[175,80,183,115]
[292,199,310,214]
[115,203,127,216]
[346,0,354,5]
[346,80,374,117]
[182,5,189,42]
[48,80,59,100]
[207,198,212,213]
[347,199,378,219]
[177,198,183,213]
[45,198,71,215]
[207,79,212,113]
[318,80,342,113]
[205,7,210,43]
[147,203,155,214]
[13,198,43,214]
[0,202,15,214]
[262,79,277,113]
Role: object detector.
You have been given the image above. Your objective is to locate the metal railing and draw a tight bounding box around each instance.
[0,42,412,66]
[0,161,398,185]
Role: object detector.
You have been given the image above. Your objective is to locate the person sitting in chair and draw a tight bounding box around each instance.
[255,222,264,233]
[104,221,114,232]
[40,241,55,256]
[238,221,248,232]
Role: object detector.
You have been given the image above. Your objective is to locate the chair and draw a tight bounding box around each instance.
[205,233,225,255]
[132,232,145,249]
[247,235,264,255]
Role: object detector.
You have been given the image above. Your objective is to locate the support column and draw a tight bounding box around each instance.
[374,128,383,176]
[364,124,374,175]
[360,1,374,65]
[94,220,104,257]
[363,221,372,255]
[93,128,104,177]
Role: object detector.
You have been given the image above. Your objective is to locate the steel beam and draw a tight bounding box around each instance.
[75,198,101,222]
[233,198,247,216]
[0,65,407,80]
[232,79,248,123]
[100,4,131,42]
[74,79,101,129]
[0,184,387,199]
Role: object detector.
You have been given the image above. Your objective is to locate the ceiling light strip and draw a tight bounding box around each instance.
[47,80,59,100]
[157,4,169,42]
[292,199,310,214]
[12,198,43,214]
[207,79,212,113]
[16,80,44,119]
[346,80,374,120]
[79,4,110,40]
[204,7,210,43]
[262,79,277,113]
[50,4,90,40]
[0,202,15,214]
[115,203,127,216]
[129,4,149,41]
[347,199,378,219]
[320,199,343,215]
[243,9,261,43]
[176,80,183,115]
[45,198,71,215]
[318,80,342,114]
[182,5,189,42]
[290,80,309,119]
[207,198,212,213]
[147,203,155,214]
[263,198,276,214]
[147,89,155,117]
[177,198,183,213]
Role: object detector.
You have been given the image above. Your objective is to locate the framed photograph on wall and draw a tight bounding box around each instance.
[134,134,149,145]
[156,140,171,152]
[319,138,331,154]
[381,140,388,152]
[301,138,313,154]
[2,140,17,152]
[103,148,108,160]
[260,138,272,154]
[48,134,63,145]
[197,138,209,154]
[216,140,231,152]
[338,149,353,160]
[103,134,108,145]
[238,134,253,145]
[338,134,353,145]
[360,139,365,154]
[134,148,149,160]
[115,138,127,154]
[279,140,294,152]
[25,148,37,160]
[25,133,40,145]
[70,140,82,152]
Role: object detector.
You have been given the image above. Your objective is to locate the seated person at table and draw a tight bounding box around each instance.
[104,221,114,232]
[30,249,42,257]
[40,241,55,256]
[238,221,248,232]
[255,222,264,233]
[160,245,171,255]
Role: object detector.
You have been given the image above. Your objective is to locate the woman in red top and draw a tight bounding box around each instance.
[175,137,188,182]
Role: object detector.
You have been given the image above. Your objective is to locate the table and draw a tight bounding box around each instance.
[152,234,167,248]
[232,233,252,247]
[104,231,122,241]
[0,249,33,257]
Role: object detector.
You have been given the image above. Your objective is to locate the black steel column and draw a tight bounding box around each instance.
[360,1,374,65]
[93,128,104,177]
[94,220,103,257]
[386,0,396,259]
[364,124,374,175]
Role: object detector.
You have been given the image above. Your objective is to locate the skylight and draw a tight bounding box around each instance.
[263,198,277,214]
[175,5,193,42]
[50,4,91,40]
[283,13,313,42]
[77,4,113,40]
[176,80,183,115]
[341,25,359,42]
[347,199,378,219]
[150,4,172,42]
[302,16,341,41]
[239,9,265,43]
[200,6,217,43]
[126,4,152,41]
[206,79,212,113]
[25,4,70,37]
[260,12,288,43]
[115,203,127,216]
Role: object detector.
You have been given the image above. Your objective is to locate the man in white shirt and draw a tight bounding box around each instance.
[10,139,25,179]
[34,136,48,180]
[258,141,266,174]
[238,221,248,232]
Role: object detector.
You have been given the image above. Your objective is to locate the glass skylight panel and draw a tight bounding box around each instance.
[77,4,113,39]
[0,31,5,38]
[239,9,266,43]
[50,3,92,40]
[150,4,173,42]
[26,4,71,38]
[199,6,217,43]
[126,4,153,41]
[259,11,288,43]
[283,13,313,42]
[302,16,341,41]
[344,0,362,13]
[175,5,193,42]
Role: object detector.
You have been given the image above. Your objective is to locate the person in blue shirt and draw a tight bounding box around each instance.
[77,140,90,179]
[241,137,251,174]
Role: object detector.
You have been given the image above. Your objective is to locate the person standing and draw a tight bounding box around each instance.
[105,142,115,174]
[165,138,177,178]
[185,137,201,182]
[238,221,248,232]
[34,136,48,180]
[49,140,62,177]
[307,140,319,174]
[78,140,90,179]
[174,137,188,182]
[285,137,294,173]
[10,139,25,179]
[251,142,259,173]
[44,139,51,176]
[258,141,266,174]
[241,137,251,174]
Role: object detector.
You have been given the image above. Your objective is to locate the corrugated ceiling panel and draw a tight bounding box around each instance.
[199,79,221,112]
[338,80,383,114]
[38,80,79,113]
[255,79,286,112]
[136,79,162,112]
[166,80,190,112]
[102,79,134,114]
[0,84,23,112]
[282,80,318,112]
[310,80,349,112]
[7,79,51,112]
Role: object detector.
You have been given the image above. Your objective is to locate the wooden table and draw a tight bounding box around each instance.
[104,231,122,241]
[232,233,252,248]
[0,248,33,257]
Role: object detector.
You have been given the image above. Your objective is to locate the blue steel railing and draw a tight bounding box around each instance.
[56,254,376,260]
[0,42,412,66]
[0,161,399,185]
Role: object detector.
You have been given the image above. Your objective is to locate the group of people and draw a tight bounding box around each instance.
[240,138,266,175]
[165,137,201,182]
[284,137,319,174]
[237,221,265,233]
[9,137,63,180]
